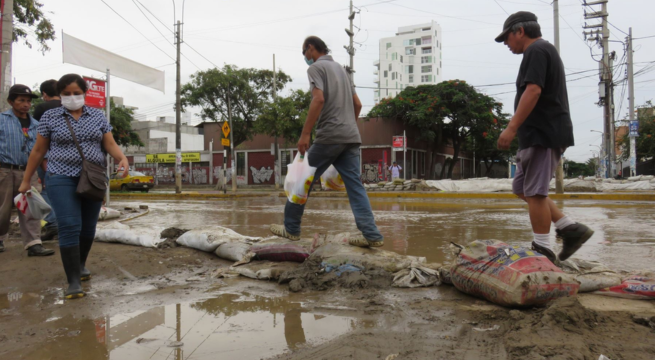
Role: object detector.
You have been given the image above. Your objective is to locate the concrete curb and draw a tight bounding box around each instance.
[110,191,655,201]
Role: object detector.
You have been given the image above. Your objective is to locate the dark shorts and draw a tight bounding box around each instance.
[512,146,561,197]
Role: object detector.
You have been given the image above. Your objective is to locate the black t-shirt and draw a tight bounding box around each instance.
[514,39,574,150]
[32,99,61,121]
[17,115,30,129]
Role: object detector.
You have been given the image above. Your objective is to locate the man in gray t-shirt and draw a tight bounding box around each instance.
[270,36,383,248]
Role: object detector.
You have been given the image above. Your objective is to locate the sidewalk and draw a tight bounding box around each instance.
[110,189,655,201]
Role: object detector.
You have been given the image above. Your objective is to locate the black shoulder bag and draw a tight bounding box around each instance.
[63,115,108,202]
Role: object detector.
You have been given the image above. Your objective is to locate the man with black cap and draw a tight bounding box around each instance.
[0,84,55,256]
[495,12,593,263]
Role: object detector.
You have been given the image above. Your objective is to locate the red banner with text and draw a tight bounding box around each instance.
[83,77,106,108]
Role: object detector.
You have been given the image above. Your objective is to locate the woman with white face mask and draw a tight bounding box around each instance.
[18,73,129,299]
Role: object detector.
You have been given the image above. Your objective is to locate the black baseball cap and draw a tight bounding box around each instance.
[8,84,38,99]
[495,11,538,43]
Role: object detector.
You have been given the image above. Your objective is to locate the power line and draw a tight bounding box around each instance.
[99,0,175,61]
[634,35,655,40]
[183,42,219,68]
[607,21,628,36]
[493,0,510,15]
[135,0,173,33]
[132,0,174,46]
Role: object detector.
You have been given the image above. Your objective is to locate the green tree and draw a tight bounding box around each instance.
[564,160,594,177]
[181,65,291,151]
[110,100,143,147]
[368,80,504,179]
[14,0,56,54]
[618,100,655,163]
[464,110,516,177]
[255,89,311,144]
[29,83,44,110]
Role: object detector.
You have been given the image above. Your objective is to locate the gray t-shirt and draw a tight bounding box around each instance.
[307,55,362,144]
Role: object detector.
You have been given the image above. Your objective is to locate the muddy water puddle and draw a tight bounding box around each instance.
[117,197,655,272]
[23,292,373,360]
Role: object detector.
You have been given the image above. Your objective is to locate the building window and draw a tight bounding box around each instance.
[236,152,246,176]
[422,47,432,54]
[436,40,439,48]
[421,65,432,73]
[437,68,439,76]
[392,72,395,80]
[409,75,414,83]
[422,27,431,31]
[435,30,438,37]
[421,75,432,82]
[415,38,422,45]
[384,70,388,78]
[400,74,402,81]
[400,55,403,63]
[405,65,413,74]
[386,79,388,86]
[405,47,415,55]
[386,42,392,49]
[421,36,431,45]
[440,61,442,68]
[421,56,432,64]
[389,63,392,71]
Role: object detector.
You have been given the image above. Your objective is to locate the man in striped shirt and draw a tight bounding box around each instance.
[0,84,55,256]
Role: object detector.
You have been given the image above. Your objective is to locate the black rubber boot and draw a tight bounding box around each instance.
[79,237,93,281]
[60,246,85,299]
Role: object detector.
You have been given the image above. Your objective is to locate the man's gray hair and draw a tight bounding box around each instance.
[511,21,542,39]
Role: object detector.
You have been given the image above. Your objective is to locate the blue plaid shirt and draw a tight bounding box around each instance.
[0,109,39,166]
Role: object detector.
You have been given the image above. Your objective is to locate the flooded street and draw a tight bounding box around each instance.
[2,196,655,359]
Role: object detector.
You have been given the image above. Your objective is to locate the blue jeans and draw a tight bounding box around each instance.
[45,173,103,248]
[284,144,383,241]
[37,167,58,229]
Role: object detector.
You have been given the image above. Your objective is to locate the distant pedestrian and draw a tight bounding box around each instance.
[496,12,593,262]
[19,74,129,299]
[389,161,402,180]
[270,36,384,248]
[33,79,61,240]
[0,84,55,256]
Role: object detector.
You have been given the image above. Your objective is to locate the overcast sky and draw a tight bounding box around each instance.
[13,0,655,162]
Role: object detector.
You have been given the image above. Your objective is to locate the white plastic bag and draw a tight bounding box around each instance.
[320,165,345,191]
[284,153,317,205]
[13,187,51,220]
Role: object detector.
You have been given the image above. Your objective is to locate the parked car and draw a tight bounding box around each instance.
[110,171,155,192]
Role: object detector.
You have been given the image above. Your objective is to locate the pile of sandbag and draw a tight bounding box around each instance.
[448,240,580,307]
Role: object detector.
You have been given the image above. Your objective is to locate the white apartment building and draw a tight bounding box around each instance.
[374,21,443,103]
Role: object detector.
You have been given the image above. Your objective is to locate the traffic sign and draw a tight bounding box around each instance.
[222,122,231,138]
[221,138,230,146]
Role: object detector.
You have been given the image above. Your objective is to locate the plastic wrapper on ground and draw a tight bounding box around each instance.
[98,207,121,221]
[450,240,580,307]
[593,273,655,300]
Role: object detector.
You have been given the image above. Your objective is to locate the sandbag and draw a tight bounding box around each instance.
[95,228,162,248]
[230,261,301,281]
[450,240,580,307]
[392,262,442,288]
[98,207,121,221]
[320,165,345,191]
[214,242,252,262]
[284,153,316,205]
[311,243,426,273]
[593,273,655,300]
[558,258,623,293]
[252,243,310,263]
[176,227,261,253]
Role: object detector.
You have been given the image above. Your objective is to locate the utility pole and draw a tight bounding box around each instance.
[0,0,13,112]
[229,88,236,192]
[583,0,611,178]
[174,20,183,193]
[553,0,565,193]
[273,54,280,190]
[627,27,637,176]
[344,0,356,84]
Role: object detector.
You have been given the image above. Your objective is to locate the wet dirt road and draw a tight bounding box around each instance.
[2,196,654,359]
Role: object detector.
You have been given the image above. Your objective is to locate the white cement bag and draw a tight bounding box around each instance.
[558,258,623,293]
[98,207,121,221]
[95,229,162,248]
[176,227,262,253]
[215,242,252,262]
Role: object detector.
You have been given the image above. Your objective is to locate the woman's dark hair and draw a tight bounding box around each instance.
[56,74,88,94]
[40,79,58,97]
[511,21,542,39]
[303,36,331,54]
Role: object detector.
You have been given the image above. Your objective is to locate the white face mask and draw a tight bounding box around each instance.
[61,95,85,111]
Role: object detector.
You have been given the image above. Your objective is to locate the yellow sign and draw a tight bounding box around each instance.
[222,121,230,138]
[146,153,201,163]
[221,138,230,146]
